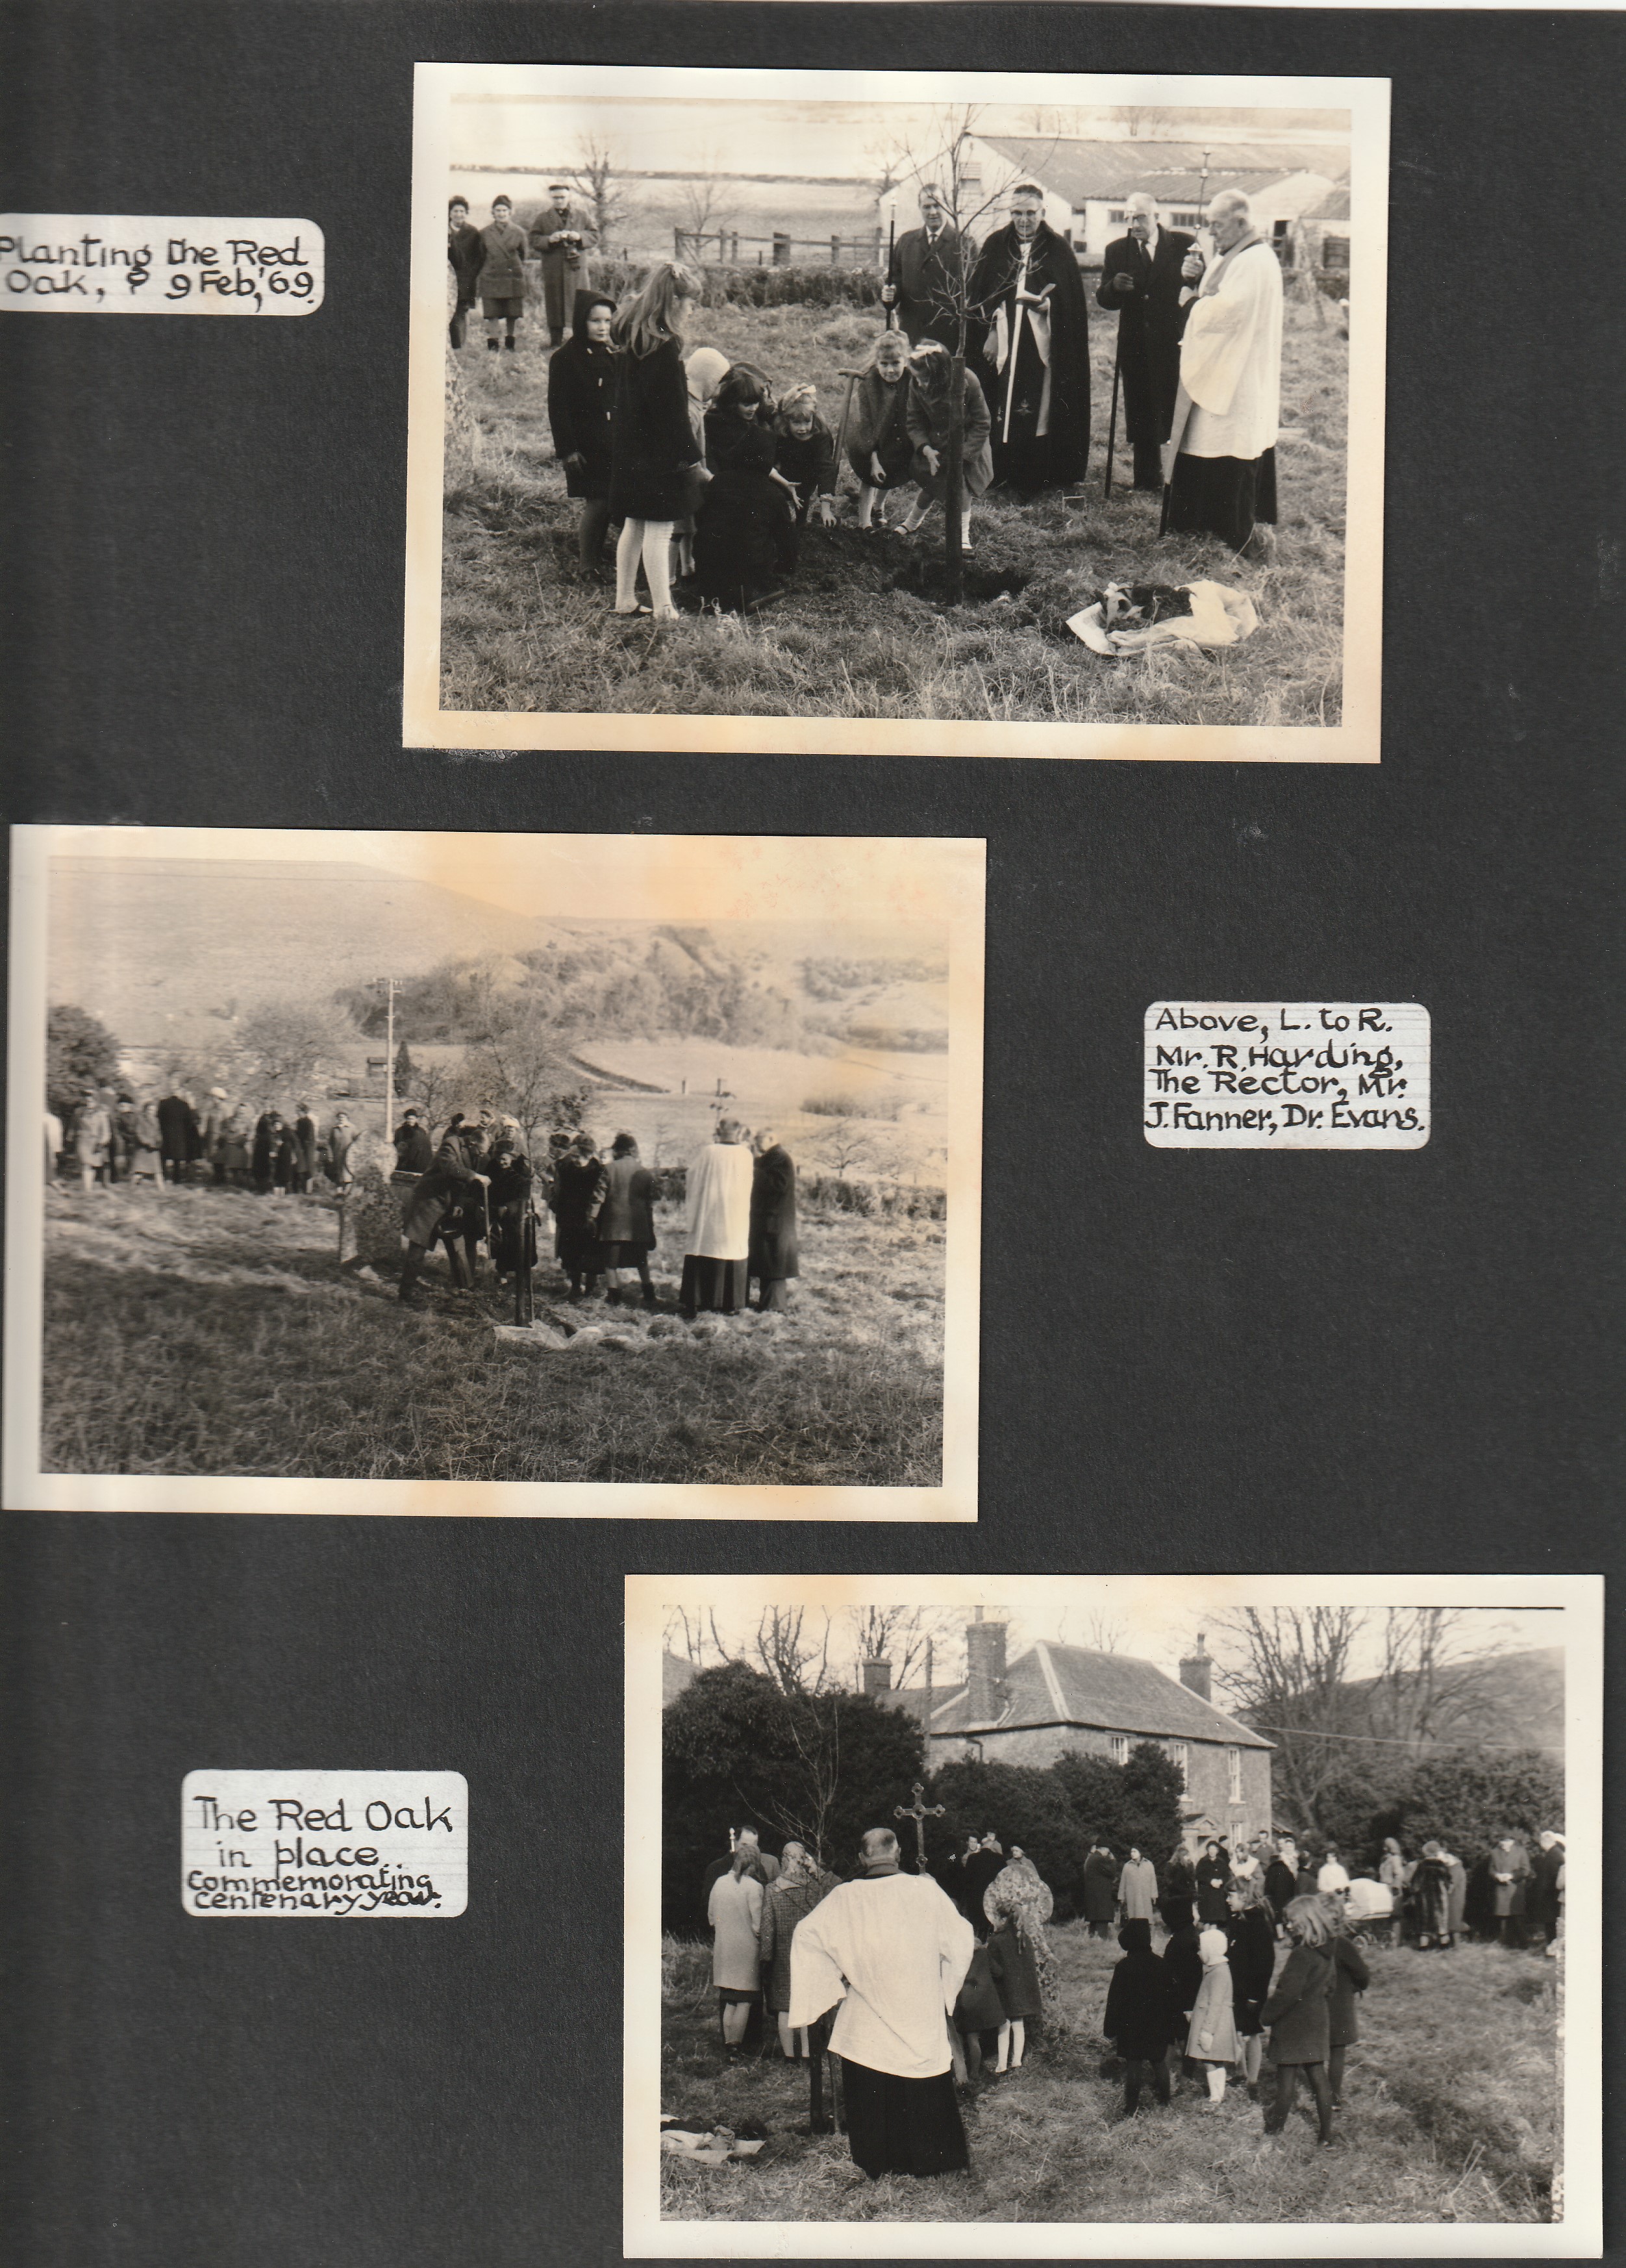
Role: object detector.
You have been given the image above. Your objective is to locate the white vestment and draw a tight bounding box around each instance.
[1178,238,1283,462]
[684,1140,753,1260]
[786,1872,973,2079]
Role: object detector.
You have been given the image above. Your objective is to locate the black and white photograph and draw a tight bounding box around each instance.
[626,1574,1601,2256]
[406,64,1388,761]
[5,826,984,1517]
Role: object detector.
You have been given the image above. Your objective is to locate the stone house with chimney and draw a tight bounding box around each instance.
[864,1618,1273,1855]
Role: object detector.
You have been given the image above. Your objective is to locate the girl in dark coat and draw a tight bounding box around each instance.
[694,365,795,613]
[1159,1895,1203,2082]
[1225,1873,1277,2096]
[594,1131,657,1306]
[845,330,916,529]
[952,1935,1005,2084]
[748,1131,798,1311]
[1102,1919,1171,2114]
[252,1111,281,1195]
[1264,1849,1297,1932]
[1260,1895,1335,2143]
[547,290,617,573]
[551,1133,607,1298]
[1322,1898,1371,2108]
[896,340,994,551]
[608,263,704,619]
[1195,1839,1231,1925]
[771,384,837,575]
[1158,1846,1195,1932]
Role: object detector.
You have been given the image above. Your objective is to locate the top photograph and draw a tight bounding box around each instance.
[404,65,1388,762]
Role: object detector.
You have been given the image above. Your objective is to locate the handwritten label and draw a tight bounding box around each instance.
[0,216,323,312]
[181,1771,467,1915]
[1144,1002,1430,1148]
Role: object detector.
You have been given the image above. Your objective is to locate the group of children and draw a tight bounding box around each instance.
[542,260,994,620]
[1102,1881,1370,2145]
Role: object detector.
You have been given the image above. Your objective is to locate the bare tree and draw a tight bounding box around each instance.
[236,994,360,1096]
[462,1007,586,1153]
[751,1607,834,1695]
[569,135,634,259]
[1108,106,1188,141]
[676,153,736,262]
[846,1606,960,1690]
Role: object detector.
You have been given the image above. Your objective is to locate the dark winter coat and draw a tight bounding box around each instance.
[1081,1850,1119,1924]
[694,409,782,603]
[156,1093,198,1163]
[1261,1942,1332,2065]
[251,1113,281,1183]
[1095,228,1195,445]
[959,1848,1005,1927]
[608,336,702,522]
[953,1944,1005,2035]
[1264,1858,1297,1921]
[844,367,914,488]
[748,1145,798,1282]
[474,219,528,302]
[528,201,595,331]
[1195,1851,1231,1924]
[1410,1856,1454,1937]
[400,1134,482,1249]
[595,1157,657,1252]
[905,366,993,498]
[393,1121,433,1176]
[1225,1904,1276,2035]
[1162,1922,1203,2026]
[1103,1921,1172,2061]
[447,221,484,301]
[1531,1843,1565,1930]
[888,221,969,347]
[551,1152,607,1270]
[547,293,616,499]
[293,1113,319,1179]
[773,420,838,514]
[986,1920,1042,2020]
[968,220,1092,486]
[1327,1934,1370,2048]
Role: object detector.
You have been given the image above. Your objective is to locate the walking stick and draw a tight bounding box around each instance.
[883,208,896,332]
[1103,329,1122,496]
[832,368,863,507]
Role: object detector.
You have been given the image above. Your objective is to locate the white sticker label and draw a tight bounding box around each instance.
[1144,1002,1430,1147]
[181,1772,467,1915]
[1,216,323,312]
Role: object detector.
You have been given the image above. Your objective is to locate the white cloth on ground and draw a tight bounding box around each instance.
[1178,238,1282,461]
[684,1140,755,1261]
[786,1872,973,2080]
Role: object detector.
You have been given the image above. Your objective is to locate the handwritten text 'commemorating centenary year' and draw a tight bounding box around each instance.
[0,218,324,312]
[1143,1003,1431,1149]
[180,1772,468,1915]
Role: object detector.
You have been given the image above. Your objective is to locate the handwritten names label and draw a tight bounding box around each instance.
[181,1771,467,1915]
[1144,1002,1431,1148]
[1,216,323,312]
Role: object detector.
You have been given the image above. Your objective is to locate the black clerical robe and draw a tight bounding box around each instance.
[968,221,1091,492]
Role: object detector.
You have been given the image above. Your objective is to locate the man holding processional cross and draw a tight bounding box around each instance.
[968,181,1092,498]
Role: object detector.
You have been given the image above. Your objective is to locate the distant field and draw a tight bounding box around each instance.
[40,1181,944,1487]
[658,1924,1557,2225]
[442,296,1347,727]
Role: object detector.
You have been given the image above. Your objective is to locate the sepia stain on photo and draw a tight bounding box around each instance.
[6,827,983,1519]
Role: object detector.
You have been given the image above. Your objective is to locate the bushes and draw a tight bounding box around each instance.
[571,256,884,313]
[801,1092,901,1121]
[653,1163,944,1220]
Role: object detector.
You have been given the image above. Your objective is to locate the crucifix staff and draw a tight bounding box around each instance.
[894,1780,946,1869]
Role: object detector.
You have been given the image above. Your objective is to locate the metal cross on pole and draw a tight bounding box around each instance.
[894,1780,946,1869]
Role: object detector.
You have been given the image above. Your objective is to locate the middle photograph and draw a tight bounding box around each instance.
[6,825,983,1520]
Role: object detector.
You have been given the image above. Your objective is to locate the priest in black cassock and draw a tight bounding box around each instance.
[1095,193,1194,491]
[968,182,1092,497]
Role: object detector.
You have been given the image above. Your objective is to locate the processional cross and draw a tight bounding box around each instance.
[894,1780,946,1867]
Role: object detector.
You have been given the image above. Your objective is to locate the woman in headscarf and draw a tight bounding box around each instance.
[1410,1839,1455,1948]
[1117,1844,1159,1924]
[756,1841,835,2061]
[675,344,731,579]
[593,1131,657,1307]
[984,1848,1060,2067]
[551,1131,607,1300]
[1195,1837,1231,1925]
[1378,1836,1407,1896]
[547,288,617,575]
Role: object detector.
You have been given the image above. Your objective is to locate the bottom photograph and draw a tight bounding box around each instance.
[624,1573,1601,2259]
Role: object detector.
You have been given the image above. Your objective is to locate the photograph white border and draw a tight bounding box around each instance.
[405,63,1388,762]
[625,1572,1603,2257]
[4,825,983,1520]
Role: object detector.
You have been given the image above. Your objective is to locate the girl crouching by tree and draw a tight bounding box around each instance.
[607,263,706,620]
[547,290,617,577]
[1260,1894,1336,2145]
[771,383,837,576]
[897,340,992,554]
[845,330,916,531]
[694,364,796,614]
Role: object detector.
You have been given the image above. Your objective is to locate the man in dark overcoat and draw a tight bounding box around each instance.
[883,186,970,349]
[1081,1841,1119,1937]
[747,1129,799,1312]
[551,1132,607,1299]
[1095,194,1194,491]
[397,1118,488,1305]
[968,182,1092,496]
[447,195,484,350]
[392,1109,433,1178]
[156,1090,199,1185]
[528,184,596,348]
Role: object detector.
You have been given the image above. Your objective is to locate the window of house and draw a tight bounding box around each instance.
[1108,207,1127,225]
[1227,1747,1243,1802]
[1171,210,1202,228]
[1110,1735,1129,1765]
[1163,1741,1188,1786]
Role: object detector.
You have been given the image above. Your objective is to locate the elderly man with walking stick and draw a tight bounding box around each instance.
[1096,193,1195,495]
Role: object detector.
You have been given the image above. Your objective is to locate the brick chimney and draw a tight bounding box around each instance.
[965,1615,1007,1722]
[861,1657,893,1697]
[1179,1633,1213,1704]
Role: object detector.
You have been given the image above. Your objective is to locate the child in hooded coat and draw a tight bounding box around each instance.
[1186,1926,1241,2106]
[951,1934,1005,2084]
[547,290,617,573]
[1102,1918,1172,2115]
[694,364,796,612]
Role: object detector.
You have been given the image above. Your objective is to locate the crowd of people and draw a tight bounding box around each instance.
[692,1815,1565,2183]
[453,173,1291,622]
[49,1086,360,1198]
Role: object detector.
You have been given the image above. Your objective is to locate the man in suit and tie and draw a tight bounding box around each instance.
[1095,193,1194,490]
[882,186,969,349]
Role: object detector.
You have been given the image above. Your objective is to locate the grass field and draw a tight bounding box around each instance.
[658,1924,1558,2226]
[38,1182,944,1486]
[442,294,1347,727]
